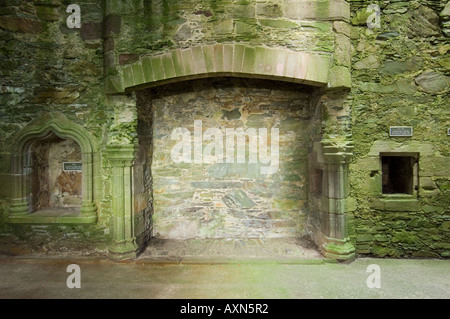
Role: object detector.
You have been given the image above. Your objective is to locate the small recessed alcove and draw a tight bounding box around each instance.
[9,113,97,224]
[28,132,83,216]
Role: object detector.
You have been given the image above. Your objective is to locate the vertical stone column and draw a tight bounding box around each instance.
[9,153,29,216]
[106,145,138,259]
[320,140,355,261]
[80,151,97,218]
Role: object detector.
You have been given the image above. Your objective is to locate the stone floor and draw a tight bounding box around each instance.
[0,256,448,299]
[138,236,324,263]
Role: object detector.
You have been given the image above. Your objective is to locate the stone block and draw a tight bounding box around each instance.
[333,21,351,37]
[213,45,224,73]
[242,47,256,74]
[256,2,283,18]
[284,52,298,79]
[415,71,450,95]
[131,62,145,86]
[406,5,441,38]
[368,141,434,157]
[119,54,139,66]
[203,45,215,73]
[121,64,135,89]
[352,157,379,171]
[419,177,438,191]
[161,54,175,79]
[334,33,351,68]
[328,66,351,89]
[213,19,233,35]
[0,16,42,34]
[192,46,207,75]
[274,49,288,77]
[380,57,422,75]
[370,198,422,212]
[261,47,277,76]
[285,0,350,21]
[35,4,60,21]
[180,48,195,76]
[141,56,155,83]
[232,44,246,73]
[223,45,234,73]
[353,55,380,70]
[170,50,184,77]
[420,157,449,177]
[81,22,102,41]
[151,56,165,82]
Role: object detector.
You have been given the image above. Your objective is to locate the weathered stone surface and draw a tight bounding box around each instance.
[81,22,102,41]
[0,0,448,260]
[142,78,312,239]
[415,71,450,94]
[0,16,42,34]
[380,57,422,75]
[34,4,60,21]
[353,55,380,70]
[406,5,441,38]
[376,31,399,41]
[351,7,373,26]
[348,1,449,258]
[441,2,450,18]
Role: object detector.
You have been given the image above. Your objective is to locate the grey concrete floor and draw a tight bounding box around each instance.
[0,256,448,299]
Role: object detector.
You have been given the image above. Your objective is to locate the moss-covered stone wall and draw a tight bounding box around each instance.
[138,78,316,239]
[348,0,450,258]
[0,0,448,260]
[0,0,110,255]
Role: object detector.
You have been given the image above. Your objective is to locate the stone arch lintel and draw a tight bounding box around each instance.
[12,112,97,155]
[106,45,335,94]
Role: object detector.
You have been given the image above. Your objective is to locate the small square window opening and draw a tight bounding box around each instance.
[381,154,418,195]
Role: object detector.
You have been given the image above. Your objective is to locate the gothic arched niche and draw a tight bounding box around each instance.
[9,113,97,224]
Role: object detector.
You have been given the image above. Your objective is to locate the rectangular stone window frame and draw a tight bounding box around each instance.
[379,152,419,200]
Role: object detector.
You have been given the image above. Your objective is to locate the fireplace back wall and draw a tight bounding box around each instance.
[136,78,316,240]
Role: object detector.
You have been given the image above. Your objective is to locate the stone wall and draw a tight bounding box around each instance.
[0,0,448,260]
[107,0,339,61]
[348,0,450,258]
[137,78,316,239]
[0,0,110,255]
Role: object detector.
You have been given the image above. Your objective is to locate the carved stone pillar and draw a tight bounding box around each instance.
[320,140,356,261]
[106,145,138,259]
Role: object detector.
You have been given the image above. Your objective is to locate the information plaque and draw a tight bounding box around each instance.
[63,162,82,172]
[390,126,413,137]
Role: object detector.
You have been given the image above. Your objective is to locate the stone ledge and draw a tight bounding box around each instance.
[370,198,422,212]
